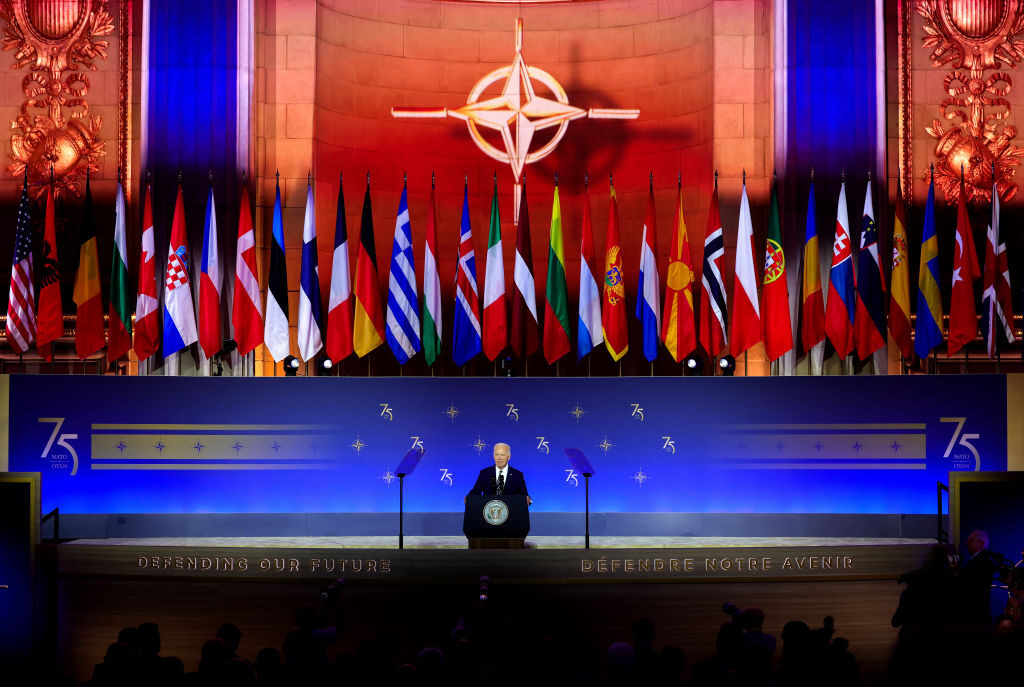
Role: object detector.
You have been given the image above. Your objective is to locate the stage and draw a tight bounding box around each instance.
[58,536,933,582]
[46,537,934,683]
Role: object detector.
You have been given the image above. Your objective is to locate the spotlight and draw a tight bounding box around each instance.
[718,355,736,377]
[317,357,334,374]
[283,355,300,376]
[684,352,703,376]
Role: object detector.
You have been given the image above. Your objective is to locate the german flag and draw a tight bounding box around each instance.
[353,181,385,357]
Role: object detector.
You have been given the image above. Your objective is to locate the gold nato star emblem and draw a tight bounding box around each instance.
[570,403,586,422]
[445,403,461,421]
[392,19,639,221]
[598,436,614,454]
[473,436,488,453]
[350,436,365,453]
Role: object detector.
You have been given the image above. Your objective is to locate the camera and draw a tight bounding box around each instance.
[478,575,490,601]
[320,578,346,603]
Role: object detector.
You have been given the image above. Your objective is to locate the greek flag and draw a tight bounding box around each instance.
[386,183,420,363]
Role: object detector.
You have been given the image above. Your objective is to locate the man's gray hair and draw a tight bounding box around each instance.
[494,442,511,454]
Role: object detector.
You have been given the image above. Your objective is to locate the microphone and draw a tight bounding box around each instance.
[490,475,497,494]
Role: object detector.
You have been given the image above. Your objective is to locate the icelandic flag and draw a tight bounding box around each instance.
[163,183,198,357]
[635,184,661,361]
[824,180,856,360]
[577,187,602,360]
[297,181,324,361]
[453,184,482,366]
[386,183,421,364]
[198,183,222,359]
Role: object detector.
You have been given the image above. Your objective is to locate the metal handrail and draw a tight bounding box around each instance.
[936,482,949,543]
[41,506,59,542]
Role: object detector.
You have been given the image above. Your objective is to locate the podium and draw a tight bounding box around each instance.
[463,495,530,549]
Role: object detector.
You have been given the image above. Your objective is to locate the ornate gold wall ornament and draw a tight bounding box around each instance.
[1,0,113,199]
[917,0,1024,204]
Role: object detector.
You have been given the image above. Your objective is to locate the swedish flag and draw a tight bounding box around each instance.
[914,170,944,359]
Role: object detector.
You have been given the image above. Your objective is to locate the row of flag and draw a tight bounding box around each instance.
[6,167,1016,369]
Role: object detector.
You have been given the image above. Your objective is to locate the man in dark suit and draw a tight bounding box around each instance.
[465,442,531,506]
[959,529,998,626]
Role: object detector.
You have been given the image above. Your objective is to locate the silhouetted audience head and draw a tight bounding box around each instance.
[216,623,243,655]
[967,529,990,555]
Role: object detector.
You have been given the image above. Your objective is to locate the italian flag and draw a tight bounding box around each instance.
[107,181,132,361]
[421,184,442,366]
[543,185,570,364]
[482,181,507,361]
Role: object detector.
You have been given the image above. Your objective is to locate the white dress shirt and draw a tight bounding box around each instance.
[495,466,508,488]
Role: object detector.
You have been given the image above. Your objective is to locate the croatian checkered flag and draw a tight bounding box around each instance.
[163,180,198,356]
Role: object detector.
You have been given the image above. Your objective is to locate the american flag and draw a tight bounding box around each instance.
[6,178,35,353]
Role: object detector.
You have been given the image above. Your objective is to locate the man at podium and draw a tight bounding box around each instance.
[466,442,532,506]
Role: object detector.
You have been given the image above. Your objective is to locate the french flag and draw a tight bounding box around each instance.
[198,182,222,359]
[824,180,856,360]
[163,182,198,357]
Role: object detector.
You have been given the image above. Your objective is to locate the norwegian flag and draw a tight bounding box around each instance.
[6,174,35,353]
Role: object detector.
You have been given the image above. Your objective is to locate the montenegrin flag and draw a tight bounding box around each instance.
[577,184,603,361]
[421,181,442,366]
[914,169,944,359]
[543,183,571,364]
[662,177,696,363]
[134,180,160,360]
[888,174,913,359]
[602,182,628,361]
[762,175,793,362]
[636,181,661,362]
[824,179,855,360]
[73,172,104,359]
[482,179,507,361]
[730,178,761,357]
[353,180,386,358]
[107,178,133,362]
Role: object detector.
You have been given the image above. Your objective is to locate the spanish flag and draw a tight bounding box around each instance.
[914,168,944,359]
[353,181,385,357]
[888,173,912,358]
[74,172,105,359]
[602,181,628,361]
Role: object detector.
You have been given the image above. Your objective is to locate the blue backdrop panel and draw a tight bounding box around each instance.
[8,375,1006,515]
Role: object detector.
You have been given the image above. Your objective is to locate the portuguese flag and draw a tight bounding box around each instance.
[107,179,132,361]
[762,176,793,361]
[543,184,570,364]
